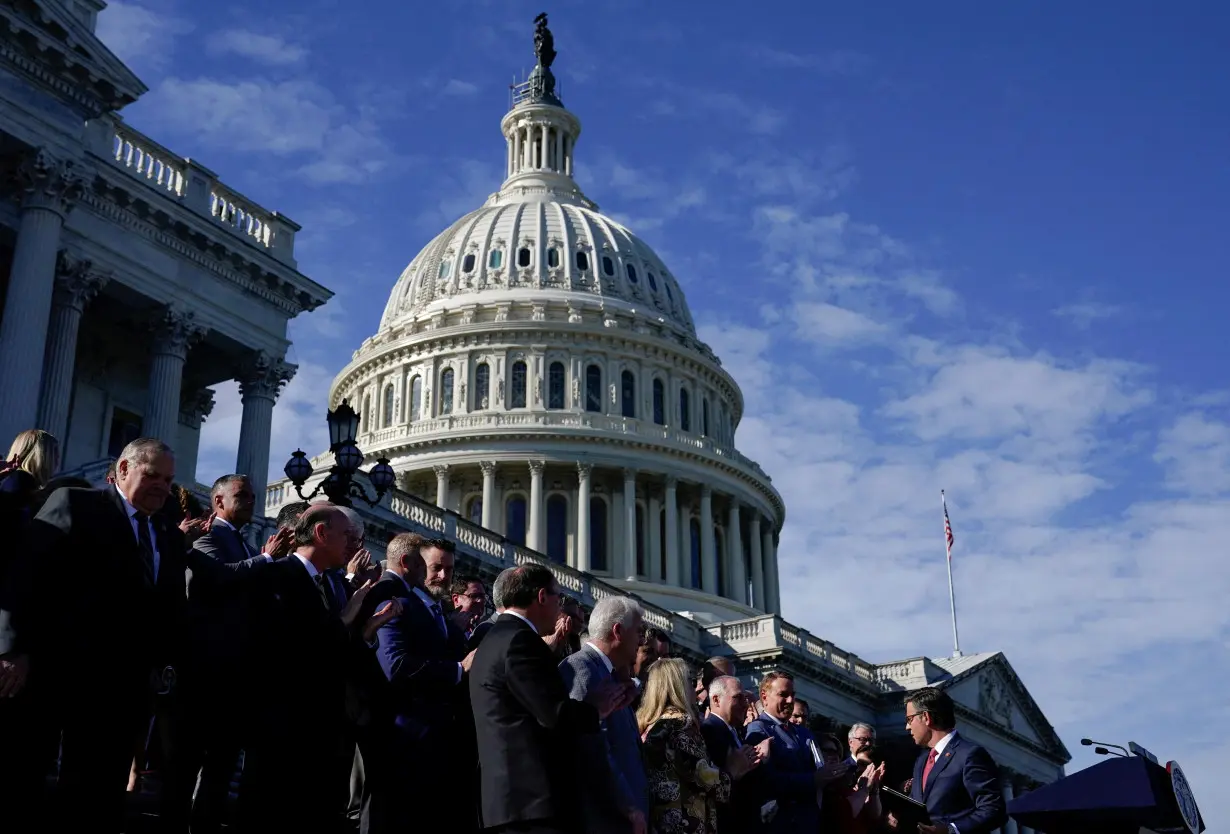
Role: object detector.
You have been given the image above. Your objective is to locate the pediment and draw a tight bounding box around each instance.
[0,0,146,115]
[940,653,1070,763]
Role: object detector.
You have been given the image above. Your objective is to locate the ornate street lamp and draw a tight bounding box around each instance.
[282,398,396,507]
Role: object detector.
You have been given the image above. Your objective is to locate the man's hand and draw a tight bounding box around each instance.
[0,654,29,698]
[262,527,294,559]
[180,512,215,543]
[339,579,375,628]
[902,777,914,793]
[814,761,853,788]
[585,679,635,720]
[460,648,477,673]
[885,812,899,830]
[362,598,402,643]
[346,549,372,577]
[628,808,647,834]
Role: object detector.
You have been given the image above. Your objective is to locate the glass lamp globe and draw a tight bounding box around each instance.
[283,449,313,484]
[327,399,361,449]
[334,441,363,474]
[369,458,396,492]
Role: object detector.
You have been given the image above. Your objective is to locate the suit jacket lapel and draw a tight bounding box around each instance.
[103,487,155,588]
[923,735,961,800]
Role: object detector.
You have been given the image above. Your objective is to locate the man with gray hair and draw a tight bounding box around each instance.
[846,721,876,767]
[466,566,514,650]
[559,596,648,834]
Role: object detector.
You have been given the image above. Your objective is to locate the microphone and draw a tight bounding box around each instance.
[1080,738,1131,758]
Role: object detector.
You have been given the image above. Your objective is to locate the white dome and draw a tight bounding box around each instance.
[379,198,696,336]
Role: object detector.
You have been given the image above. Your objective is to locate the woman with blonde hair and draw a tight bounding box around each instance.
[1,429,59,529]
[636,658,763,833]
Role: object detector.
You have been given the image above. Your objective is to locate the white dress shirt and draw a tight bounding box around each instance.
[116,486,160,581]
[584,641,615,674]
[291,552,320,580]
[502,609,538,634]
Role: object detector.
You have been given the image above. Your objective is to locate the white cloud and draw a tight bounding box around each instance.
[441,79,479,96]
[140,78,394,185]
[206,30,307,66]
[792,301,889,346]
[94,1,193,74]
[1052,301,1123,328]
[1155,412,1230,495]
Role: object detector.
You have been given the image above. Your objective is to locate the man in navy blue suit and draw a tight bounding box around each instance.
[904,687,1007,834]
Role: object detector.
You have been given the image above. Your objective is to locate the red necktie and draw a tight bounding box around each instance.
[921,748,938,789]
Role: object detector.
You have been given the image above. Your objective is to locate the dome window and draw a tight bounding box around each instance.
[575,251,590,271]
[585,364,603,413]
[652,379,665,425]
[547,361,566,409]
[489,249,503,269]
[510,361,527,409]
[679,388,691,432]
[602,256,614,276]
[440,368,455,415]
[547,248,560,268]
[438,260,451,279]
[409,376,423,422]
[665,283,674,302]
[517,247,532,268]
[474,363,490,411]
[626,264,639,283]
[620,370,636,419]
[647,272,658,291]
[462,254,476,273]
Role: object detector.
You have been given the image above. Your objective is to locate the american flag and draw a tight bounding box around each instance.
[942,492,955,560]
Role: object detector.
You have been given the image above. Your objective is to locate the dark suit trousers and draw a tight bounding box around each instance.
[0,684,57,813]
[158,676,243,834]
[238,721,344,834]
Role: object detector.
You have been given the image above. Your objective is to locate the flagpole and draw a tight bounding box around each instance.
[942,490,962,658]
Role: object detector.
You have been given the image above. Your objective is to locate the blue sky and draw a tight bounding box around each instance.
[98,0,1227,821]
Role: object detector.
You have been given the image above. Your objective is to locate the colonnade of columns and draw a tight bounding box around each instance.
[426,460,782,614]
[0,146,296,515]
[998,769,1042,834]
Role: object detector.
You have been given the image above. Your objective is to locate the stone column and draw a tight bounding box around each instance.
[576,463,592,572]
[0,150,83,443]
[480,461,497,529]
[700,485,716,593]
[434,464,451,512]
[144,307,205,446]
[663,477,680,587]
[648,492,662,581]
[763,525,781,614]
[177,388,215,486]
[727,499,746,603]
[236,351,295,517]
[749,515,766,610]
[527,460,545,551]
[623,468,637,578]
[1001,778,1018,834]
[37,252,108,442]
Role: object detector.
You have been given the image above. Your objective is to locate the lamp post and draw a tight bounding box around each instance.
[282,398,396,507]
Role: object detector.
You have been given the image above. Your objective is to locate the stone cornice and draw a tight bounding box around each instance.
[78,167,326,318]
[334,322,745,422]
[0,0,145,116]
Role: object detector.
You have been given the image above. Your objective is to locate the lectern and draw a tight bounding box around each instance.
[1007,755,1203,834]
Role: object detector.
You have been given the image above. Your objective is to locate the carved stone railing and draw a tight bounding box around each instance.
[87,116,298,265]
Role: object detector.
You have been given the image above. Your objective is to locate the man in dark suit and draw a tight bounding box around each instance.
[558,596,648,834]
[905,687,1006,834]
[470,563,632,834]
[744,670,851,834]
[467,566,514,651]
[362,532,476,832]
[236,503,368,834]
[701,675,759,833]
[9,438,194,831]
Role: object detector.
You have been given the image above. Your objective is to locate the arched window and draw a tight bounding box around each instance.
[626,263,639,283]
[517,247,532,268]
[488,249,503,269]
[652,379,665,425]
[546,495,568,564]
[602,255,614,276]
[647,272,658,291]
[547,248,560,268]
[361,395,369,432]
[409,376,422,422]
[575,251,590,271]
[715,530,726,597]
[548,361,566,409]
[635,503,646,576]
[440,368,455,415]
[462,253,476,273]
[620,370,636,418]
[510,361,527,408]
[680,388,691,432]
[585,364,602,413]
[506,496,527,546]
[591,497,608,572]
[702,398,710,437]
[665,282,674,302]
[474,363,490,410]
[438,260,451,279]
[468,497,483,525]
[689,518,702,590]
[382,384,394,427]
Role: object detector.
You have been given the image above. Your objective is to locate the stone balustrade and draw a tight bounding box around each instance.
[89,117,298,264]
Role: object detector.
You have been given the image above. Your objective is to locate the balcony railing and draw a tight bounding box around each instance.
[89,117,297,264]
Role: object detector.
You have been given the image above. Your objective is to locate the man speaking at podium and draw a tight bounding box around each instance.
[902,687,1006,834]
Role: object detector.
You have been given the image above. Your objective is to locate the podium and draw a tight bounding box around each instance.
[1007,756,1204,834]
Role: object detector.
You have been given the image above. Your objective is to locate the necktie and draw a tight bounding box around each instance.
[921,748,938,789]
[313,574,331,612]
[133,512,156,581]
[429,602,447,636]
[232,525,252,559]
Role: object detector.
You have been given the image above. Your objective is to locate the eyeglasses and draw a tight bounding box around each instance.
[905,711,928,725]
[852,736,874,743]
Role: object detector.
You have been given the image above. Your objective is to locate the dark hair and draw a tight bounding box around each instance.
[502,563,556,609]
[211,474,250,500]
[276,501,310,530]
[645,626,670,648]
[794,698,811,713]
[450,574,483,597]
[905,687,956,731]
[104,459,117,482]
[294,504,338,546]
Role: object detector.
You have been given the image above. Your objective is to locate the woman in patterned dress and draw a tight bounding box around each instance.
[636,658,761,833]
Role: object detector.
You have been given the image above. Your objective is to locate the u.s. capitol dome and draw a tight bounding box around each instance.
[329,51,784,621]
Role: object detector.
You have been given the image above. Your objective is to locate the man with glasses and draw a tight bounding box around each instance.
[846,722,877,768]
[900,687,1005,834]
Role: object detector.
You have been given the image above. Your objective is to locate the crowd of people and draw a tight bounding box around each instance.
[0,430,1009,834]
